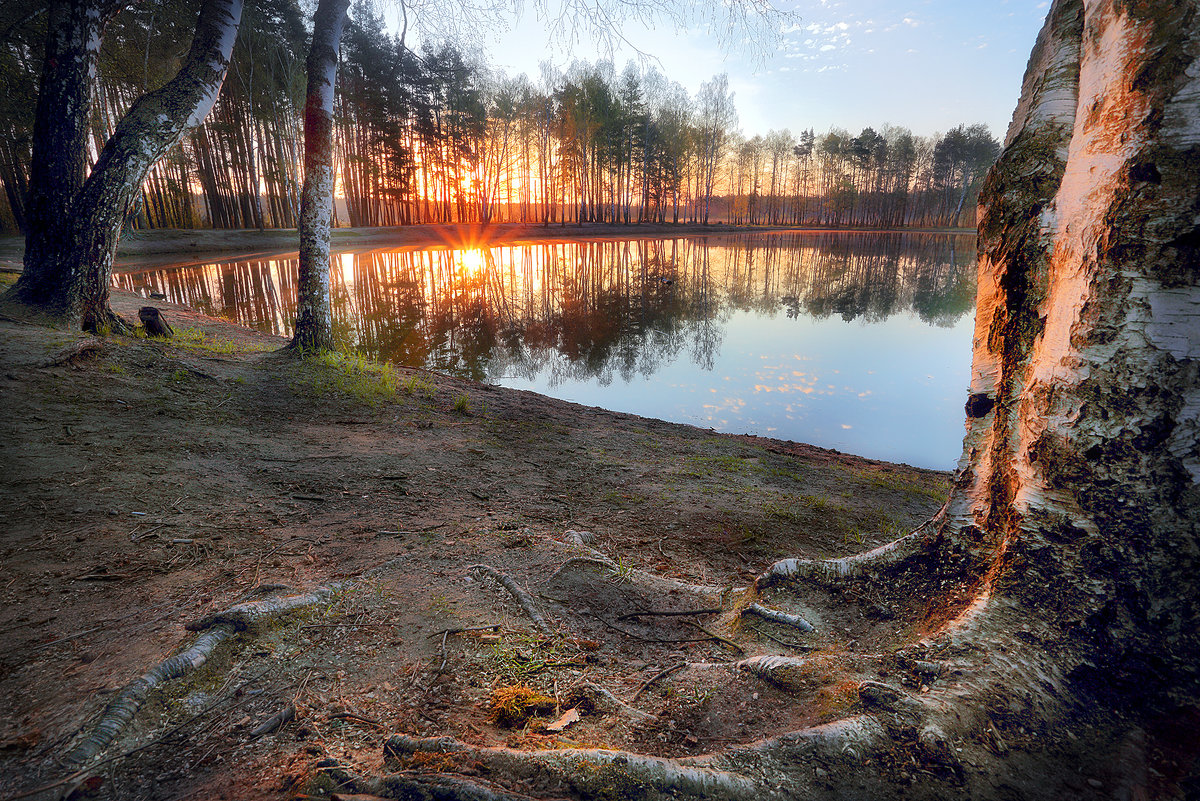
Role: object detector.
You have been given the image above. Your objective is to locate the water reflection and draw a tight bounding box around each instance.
[115,231,976,468]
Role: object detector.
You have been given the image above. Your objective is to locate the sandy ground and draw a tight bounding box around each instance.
[0,255,954,800]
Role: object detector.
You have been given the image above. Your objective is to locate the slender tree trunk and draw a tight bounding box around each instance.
[7,0,243,330]
[289,0,349,352]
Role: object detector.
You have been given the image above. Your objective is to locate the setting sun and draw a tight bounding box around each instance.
[455,248,486,276]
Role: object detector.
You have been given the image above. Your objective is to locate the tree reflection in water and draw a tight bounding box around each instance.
[116,231,975,466]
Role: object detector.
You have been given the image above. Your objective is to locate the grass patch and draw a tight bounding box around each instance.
[401,373,436,398]
[164,326,270,355]
[850,468,950,502]
[294,350,403,406]
[453,393,471,414]
[481,634,578,684]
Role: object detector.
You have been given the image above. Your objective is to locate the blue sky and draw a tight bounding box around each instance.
[414,0,1051,142]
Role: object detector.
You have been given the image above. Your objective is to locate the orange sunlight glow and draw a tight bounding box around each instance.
[455,248,486,276]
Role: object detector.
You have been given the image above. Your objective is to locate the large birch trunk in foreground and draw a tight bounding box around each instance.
[945,0,1199,681]
[289,0,350,352]
[5,0,243,331]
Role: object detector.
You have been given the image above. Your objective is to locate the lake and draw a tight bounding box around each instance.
[115,230,977,469]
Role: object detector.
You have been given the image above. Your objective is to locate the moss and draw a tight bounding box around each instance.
[487,684,556,727]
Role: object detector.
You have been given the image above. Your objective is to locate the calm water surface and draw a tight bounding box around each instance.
[116,231,977,469]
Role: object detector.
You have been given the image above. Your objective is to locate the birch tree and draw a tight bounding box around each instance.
[3,0,244,331]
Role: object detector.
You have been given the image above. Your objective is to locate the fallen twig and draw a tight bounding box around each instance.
[249,703,296,739]
[592,615,712,645]
[685,621,744,654]
[426,624,502,638]
[327,711,384,729]
[630,663,687,704]
[745,622,817,651]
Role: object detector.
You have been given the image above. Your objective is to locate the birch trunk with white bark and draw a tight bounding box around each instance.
[288,0,349,353]
[5,0,243,331]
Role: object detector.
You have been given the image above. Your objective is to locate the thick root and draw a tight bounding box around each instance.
[185,584,346,632]
[64,583,349,771]
[470,565,551,634]
[61,626,237,770]
[755,527,931,588]
[355,772,553,801]
[35,338,105,368]
[686,654,812,692]
[741,602,815,633]
[545,553,733,605]
[382,735,770,801]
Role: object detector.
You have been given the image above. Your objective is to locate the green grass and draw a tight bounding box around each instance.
[161,326,270,355]
[401,373,436,398]
[293,350,403,406]
[846,466,950,502]
[453,393,471,414]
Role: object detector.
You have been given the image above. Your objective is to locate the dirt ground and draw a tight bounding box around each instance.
[0,249,954,800]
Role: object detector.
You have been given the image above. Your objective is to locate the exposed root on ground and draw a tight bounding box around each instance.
[546,553,730,604]
[741,602,815,633]
[755,523,936,589]
[346,518,1092,800]
[470,564,551,634]
[53,568,386,776]
[34,338,105,369]
[59,625,239,771]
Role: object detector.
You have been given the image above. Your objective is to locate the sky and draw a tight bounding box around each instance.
[399,0,1051,142]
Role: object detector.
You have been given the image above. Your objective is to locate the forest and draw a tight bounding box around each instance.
[1,0,1197,799]
[0,0,1000,235]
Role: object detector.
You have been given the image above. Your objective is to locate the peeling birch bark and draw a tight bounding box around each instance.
[7,0,244,331]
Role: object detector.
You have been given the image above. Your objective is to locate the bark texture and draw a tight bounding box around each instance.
[7,0,243,330]
[289,0,350,352]
[959,0,1200,692]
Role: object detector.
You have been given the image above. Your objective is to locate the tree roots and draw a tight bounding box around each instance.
[741,602,815,633]
[469,565,551,634]
[755,527,931,588]
[61,583,345,771]
[60,625,237,770]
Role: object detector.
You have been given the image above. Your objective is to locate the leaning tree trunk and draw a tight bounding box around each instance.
[6,0,244,331]
[336,2,1199,798]
[288,0,350,353]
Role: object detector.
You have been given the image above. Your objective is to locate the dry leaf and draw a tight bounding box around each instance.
[544,708,580,733]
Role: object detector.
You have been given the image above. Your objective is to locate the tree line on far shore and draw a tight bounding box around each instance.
[0,0,1000,236]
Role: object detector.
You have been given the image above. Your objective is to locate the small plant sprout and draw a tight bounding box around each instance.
[453,393,471,414]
